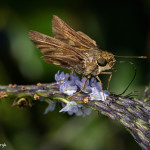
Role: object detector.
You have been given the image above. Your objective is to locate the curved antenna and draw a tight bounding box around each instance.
[115,55,147,59]
[116,61,136,96]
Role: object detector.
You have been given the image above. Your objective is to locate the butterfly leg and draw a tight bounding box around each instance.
[58,70,74,84]
[68,75,91,99]
[64,70,74,81]
[96,76,107,105]
[100,72,112,95]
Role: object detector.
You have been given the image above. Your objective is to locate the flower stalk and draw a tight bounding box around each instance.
[0,72,150,150]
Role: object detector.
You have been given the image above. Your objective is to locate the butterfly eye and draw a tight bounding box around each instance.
[97,58,107,66]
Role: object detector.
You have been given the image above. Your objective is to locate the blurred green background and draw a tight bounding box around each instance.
[0,0,150,150]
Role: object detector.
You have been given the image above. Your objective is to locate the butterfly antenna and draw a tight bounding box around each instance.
[116,61,136,96]
[115,55,147,59]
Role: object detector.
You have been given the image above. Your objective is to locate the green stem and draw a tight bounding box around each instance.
[0,83,150,150]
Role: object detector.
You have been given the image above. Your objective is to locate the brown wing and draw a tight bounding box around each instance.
[52,15,98,51]
[29,30,86,72]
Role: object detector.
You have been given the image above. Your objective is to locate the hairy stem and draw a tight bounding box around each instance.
[0,83,150,150]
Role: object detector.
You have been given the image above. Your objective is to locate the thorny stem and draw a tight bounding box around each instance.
[0,82,150,150]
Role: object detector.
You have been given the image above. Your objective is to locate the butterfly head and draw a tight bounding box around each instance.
[97,51,116,71]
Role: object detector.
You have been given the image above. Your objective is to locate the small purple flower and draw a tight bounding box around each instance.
[44,101,56,114]
[55,71,69,84]
[95,82,102,91]
[90,87,108,101]
[75,77,92,93]
[70,73,80,85]
[76,104,92,117]
[59,101,79,114]
[90,79,102,91]
[59,101,92,117]
[55,71,110,103]
[60,81,77,95]
[90,77,97,87]
[84,107,92,116]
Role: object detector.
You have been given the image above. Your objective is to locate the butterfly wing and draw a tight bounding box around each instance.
[52,15,99,51]
[29,30,85,72]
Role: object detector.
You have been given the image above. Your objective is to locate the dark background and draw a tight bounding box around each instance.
[0,0,149,150]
